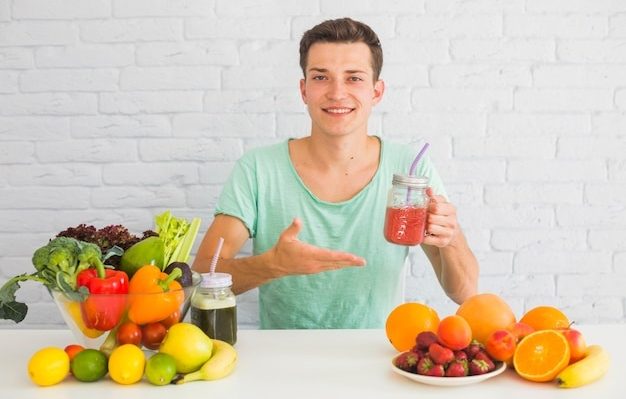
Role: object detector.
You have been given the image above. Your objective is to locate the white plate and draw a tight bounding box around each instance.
[391,356,507,387]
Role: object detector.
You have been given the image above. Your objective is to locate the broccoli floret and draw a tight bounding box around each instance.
[31,246,50,272]
[48,246,78,271]
[32,237,81,274]
[77,242,105,271]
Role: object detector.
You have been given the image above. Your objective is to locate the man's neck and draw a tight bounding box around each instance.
[303,133,375,172]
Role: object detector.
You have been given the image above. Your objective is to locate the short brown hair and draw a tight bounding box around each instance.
[299,18,383,81]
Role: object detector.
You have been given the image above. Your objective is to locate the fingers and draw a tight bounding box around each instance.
[280,217,302,242]
[314,248,366,267]
[424,190,459,247]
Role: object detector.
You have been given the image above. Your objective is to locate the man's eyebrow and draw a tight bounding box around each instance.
[307,67,368,74]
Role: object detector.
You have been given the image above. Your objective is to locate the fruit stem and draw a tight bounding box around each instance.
[174,370,202,384]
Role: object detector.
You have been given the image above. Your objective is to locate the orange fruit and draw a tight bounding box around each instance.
[437,315,472,350]
[519,306,570,331]
[385,302,440,352]
[456,293,516,344]
[513,330,571,382]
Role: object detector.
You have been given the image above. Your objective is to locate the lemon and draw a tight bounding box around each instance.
[71,349,108,382]
[145,352,177,385]
[109,344,145,385]
[28,347,70,386]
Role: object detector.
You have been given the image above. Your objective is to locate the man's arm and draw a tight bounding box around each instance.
[192,214,366,295]
[421,188,479,304]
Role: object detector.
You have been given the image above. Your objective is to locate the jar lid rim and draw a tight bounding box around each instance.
[392,174,429,187]
[200,272,232,288]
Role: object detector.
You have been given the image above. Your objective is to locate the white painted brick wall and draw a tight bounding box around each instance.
[1,1,625,331]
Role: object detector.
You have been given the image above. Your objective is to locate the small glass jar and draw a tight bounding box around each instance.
[383,174,430,246]
[190,272,237,345]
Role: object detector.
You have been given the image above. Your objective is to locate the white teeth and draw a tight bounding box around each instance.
[325,108,352,114]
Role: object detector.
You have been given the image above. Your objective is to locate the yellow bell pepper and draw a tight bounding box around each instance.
[65,301,104,338]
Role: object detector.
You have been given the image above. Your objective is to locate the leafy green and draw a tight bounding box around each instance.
[155,211,201,267]
[0,237,104,324]
[170,217,201,264]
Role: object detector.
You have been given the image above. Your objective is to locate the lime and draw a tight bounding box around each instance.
[28,347,70,386]
[145,352,177,386]
[71,349,108,382]
[108,344,145,385]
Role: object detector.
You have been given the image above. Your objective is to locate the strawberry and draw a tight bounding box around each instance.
[428,342,454,365]
[416,356,434,376]
[410,346,428,359]
[394,351,419,373]
[454,350,468,361]
[428,364,445,377]
[469,359,491,375]
[445,359,469,377]
[473,351,496,371]
[465,339,484,359]
[415,331,439,350]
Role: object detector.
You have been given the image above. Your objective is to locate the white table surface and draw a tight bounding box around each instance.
[1,324,621,399]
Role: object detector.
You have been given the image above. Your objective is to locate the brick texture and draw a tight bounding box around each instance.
[1,1,624,330]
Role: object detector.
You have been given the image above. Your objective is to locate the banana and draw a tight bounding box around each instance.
[556,345,610,388]
[175,339,237,384]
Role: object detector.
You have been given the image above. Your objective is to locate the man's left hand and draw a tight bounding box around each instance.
[423,187,459,248]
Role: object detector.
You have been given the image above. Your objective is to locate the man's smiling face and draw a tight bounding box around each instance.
[300,42,384,138]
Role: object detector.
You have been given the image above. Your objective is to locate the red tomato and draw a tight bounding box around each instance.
[116,321,142,346]
[64,344,85,361]
[142,322,167,350]
[160,310,180,329]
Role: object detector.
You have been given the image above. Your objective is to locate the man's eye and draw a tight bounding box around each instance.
[349,76,364,82]
[312,75,326,80]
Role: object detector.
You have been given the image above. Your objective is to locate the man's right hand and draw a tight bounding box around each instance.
[268,218,366,277]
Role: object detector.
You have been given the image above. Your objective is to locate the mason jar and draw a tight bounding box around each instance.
[383,174,430,246]
[190,272,237,345]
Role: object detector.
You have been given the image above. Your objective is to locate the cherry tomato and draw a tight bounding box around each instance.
[64,344,85,361]
[160,310,180,329]
[142,322,167,350]
[116,321,142,346]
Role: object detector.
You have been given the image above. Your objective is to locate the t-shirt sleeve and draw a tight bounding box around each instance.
[214,153,258,238]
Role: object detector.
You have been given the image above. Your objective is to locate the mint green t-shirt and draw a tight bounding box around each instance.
[215,138,447,329]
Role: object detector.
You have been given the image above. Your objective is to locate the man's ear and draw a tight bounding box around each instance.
[299,78,307,104]
[372,79,385,105]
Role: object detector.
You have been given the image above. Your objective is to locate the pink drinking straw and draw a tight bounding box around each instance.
[409,142,430,176]
[209,237,224,275]
[406,142,430,202]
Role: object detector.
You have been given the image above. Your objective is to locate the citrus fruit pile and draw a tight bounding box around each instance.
[27,343,175,387]
[26,322,237,387]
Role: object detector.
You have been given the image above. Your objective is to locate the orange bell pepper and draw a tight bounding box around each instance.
[127,265,184,325]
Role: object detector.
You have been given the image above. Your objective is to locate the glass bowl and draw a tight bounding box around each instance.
[50,271,201,350]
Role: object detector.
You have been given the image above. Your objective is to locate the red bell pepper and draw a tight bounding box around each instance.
[76,263,129,331]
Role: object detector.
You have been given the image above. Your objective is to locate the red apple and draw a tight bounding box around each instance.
[560,328,586,364]
[506,322,535,343]
[485,329,516,362]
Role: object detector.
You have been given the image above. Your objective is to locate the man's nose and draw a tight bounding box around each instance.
[326,79,348,100]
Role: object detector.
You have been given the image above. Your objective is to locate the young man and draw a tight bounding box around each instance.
[193,18,478,329]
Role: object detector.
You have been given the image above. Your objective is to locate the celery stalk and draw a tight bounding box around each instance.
[170,217,201,264]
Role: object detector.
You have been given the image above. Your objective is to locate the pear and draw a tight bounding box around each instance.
[159,323,213,373]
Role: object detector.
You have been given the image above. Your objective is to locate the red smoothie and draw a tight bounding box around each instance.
[384,206,428,246]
